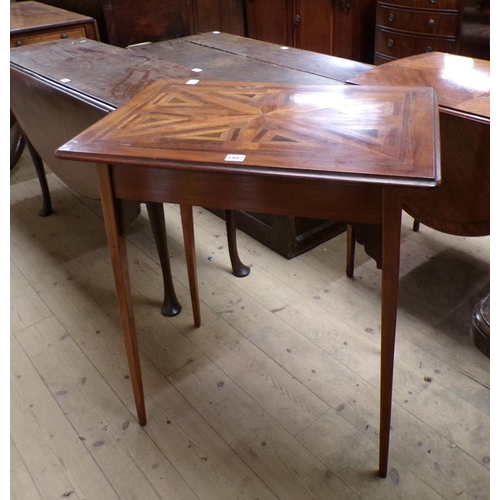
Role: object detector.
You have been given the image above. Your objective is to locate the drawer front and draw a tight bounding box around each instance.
[378,0,459,10]
[377,6,459,36]
[11,26,87,48]
[374,53,396,65]
[375,29,456,59]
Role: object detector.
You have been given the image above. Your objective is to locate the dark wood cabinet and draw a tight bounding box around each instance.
[20,0,377,62]
[193,0,245,36]
[374,0,489,64]
[107,0,193,47]
[245,0,289,46]
[294,0,335,55]
[22,0,193,46]
[244,0,376,63]
[25,0,245,46]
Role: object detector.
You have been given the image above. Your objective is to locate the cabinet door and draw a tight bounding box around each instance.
[293,0,334,55]
[245,0,290,46]
[194,0,245,35]
[103,0,193,46]
[334,0,376,63]
[295,0,376,62]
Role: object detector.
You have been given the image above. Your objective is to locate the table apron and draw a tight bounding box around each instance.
[110,165,385,225]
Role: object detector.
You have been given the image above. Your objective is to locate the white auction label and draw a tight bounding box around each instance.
[186,79,200,85]
[225,154,246,162]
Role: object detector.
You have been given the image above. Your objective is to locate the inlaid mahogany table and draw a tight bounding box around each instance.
[56,79,440,477]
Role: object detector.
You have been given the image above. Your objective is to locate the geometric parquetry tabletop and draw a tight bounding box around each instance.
[57,79,440,186]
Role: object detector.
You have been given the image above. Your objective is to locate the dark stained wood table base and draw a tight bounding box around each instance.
[56,80,440,478]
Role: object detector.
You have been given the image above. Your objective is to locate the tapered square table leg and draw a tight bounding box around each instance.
[378,187,402,477]
[97,164,146,426]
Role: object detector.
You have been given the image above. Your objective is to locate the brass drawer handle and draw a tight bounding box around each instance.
[388,13,395,22]
[428,18,435,27]
[387,39,394,47]
[430,0,437,4]
[426,46,433,52]
[60,32,68,39]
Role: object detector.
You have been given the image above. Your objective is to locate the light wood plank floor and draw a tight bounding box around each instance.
[11,149,489,500]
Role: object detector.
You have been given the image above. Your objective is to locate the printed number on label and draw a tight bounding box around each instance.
[224,154,246,162]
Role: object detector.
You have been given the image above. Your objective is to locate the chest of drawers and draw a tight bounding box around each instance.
[374,0,489,64]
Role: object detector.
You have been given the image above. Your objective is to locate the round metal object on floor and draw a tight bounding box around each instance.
[471,294,490,358]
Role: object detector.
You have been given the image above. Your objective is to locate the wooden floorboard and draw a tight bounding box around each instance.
[10,152,490,499]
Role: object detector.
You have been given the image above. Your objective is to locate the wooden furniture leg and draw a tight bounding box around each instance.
[378,187,402,478]
[11,113,53,217]
[145,202,182,317]
[10,113,26,171]
[97,164,146,425]
[224,209,250,278]
[180,205,201,327]
[26,140,53,217]
[346,224,355,278]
